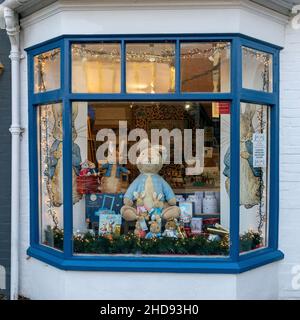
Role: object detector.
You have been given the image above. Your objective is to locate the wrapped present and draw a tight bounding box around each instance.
[77,175,99,194]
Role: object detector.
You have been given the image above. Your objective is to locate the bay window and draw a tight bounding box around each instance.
[27,35,282,272]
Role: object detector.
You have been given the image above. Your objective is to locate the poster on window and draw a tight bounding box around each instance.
[253,132,266,168]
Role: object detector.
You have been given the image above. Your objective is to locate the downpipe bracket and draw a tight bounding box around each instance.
[9,126,25,137]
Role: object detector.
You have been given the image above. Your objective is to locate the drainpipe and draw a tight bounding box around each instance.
[0,2,26,300]
[291,5,300,29]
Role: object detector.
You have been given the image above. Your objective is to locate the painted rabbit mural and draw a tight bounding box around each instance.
[223,104,262,209]
[46,104,82,206]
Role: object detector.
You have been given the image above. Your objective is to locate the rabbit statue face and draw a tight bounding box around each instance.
[136,145,167,174]
[149,220,161,234]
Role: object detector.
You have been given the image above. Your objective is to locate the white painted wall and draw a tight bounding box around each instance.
[20,1,287,48]
[17,1,292,300]
[20,257,280,300]
[278,24,300,300]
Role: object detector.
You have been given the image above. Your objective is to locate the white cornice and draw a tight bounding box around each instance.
[20,0,289,29]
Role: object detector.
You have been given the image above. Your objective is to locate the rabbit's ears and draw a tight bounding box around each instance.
[153,192,163,201]
[242,104,256,119]
[138,139,168,163]
[133,191,145,199]
[152,145,168,163]
[52,103,62,119]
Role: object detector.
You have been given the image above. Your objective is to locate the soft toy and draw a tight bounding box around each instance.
[149,192,164,221]
[88,161,98,176]
[162,218,179,238]
[121,143,180,222]
[80,160,92,176]
[134,219,147,238]
[133,191,147,216]
[100,143,130,194]
[145,220,161,239]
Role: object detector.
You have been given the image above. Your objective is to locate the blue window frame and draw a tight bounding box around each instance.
[26,34,283,273]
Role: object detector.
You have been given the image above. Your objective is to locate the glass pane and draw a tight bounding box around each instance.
[181,42,230,92]
[242,47,273,92]
[38,103,63,250]
[68,101,231,256]
[239,103,269,253]
[34,48,60,93]
[126,43,175,93]
[72,43,121,93]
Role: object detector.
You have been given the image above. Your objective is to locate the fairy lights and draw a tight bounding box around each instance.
[40,106,59,229]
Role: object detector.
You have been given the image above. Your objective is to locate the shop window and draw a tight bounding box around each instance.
[34,48,61,93]
[72,43,121,93]
[180,42,230,92]
[126,43,175,93]
[38,103,63,250]
[68,101,231,255]
[242,47,273,92]
[28,35,281,272]
[239,103,270,253]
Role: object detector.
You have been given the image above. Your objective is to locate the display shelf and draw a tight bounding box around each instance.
[174,186,220,193]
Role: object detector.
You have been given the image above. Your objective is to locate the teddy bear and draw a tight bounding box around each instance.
[121,142,180,223]
[162,218,179,238]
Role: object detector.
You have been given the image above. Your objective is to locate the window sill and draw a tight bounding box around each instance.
[27,246,284,273]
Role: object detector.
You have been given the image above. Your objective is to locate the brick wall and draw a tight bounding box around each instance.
[0,29,11,299]
[279,24,300,299]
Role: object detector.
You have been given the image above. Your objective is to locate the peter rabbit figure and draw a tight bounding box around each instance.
[121,142,180,223]
[47,104,82,206]
[149,192,164,222]
[133,191,149,218]
[223,104,261,208]
[100,143,130,194]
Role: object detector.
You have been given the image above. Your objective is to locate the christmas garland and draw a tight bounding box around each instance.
[49,228,262,255]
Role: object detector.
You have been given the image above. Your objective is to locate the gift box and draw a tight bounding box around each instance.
[76,175,99,194]
[86,193,124,223]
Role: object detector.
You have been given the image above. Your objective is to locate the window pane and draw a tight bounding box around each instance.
[181,42,230,92]
[126,43,175,93]
[34,49,61,93]
[242,47,273,92]
[67,101,231,256]
[38,103,63,250]
[72,43,121,93]
[240,103,269,253]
